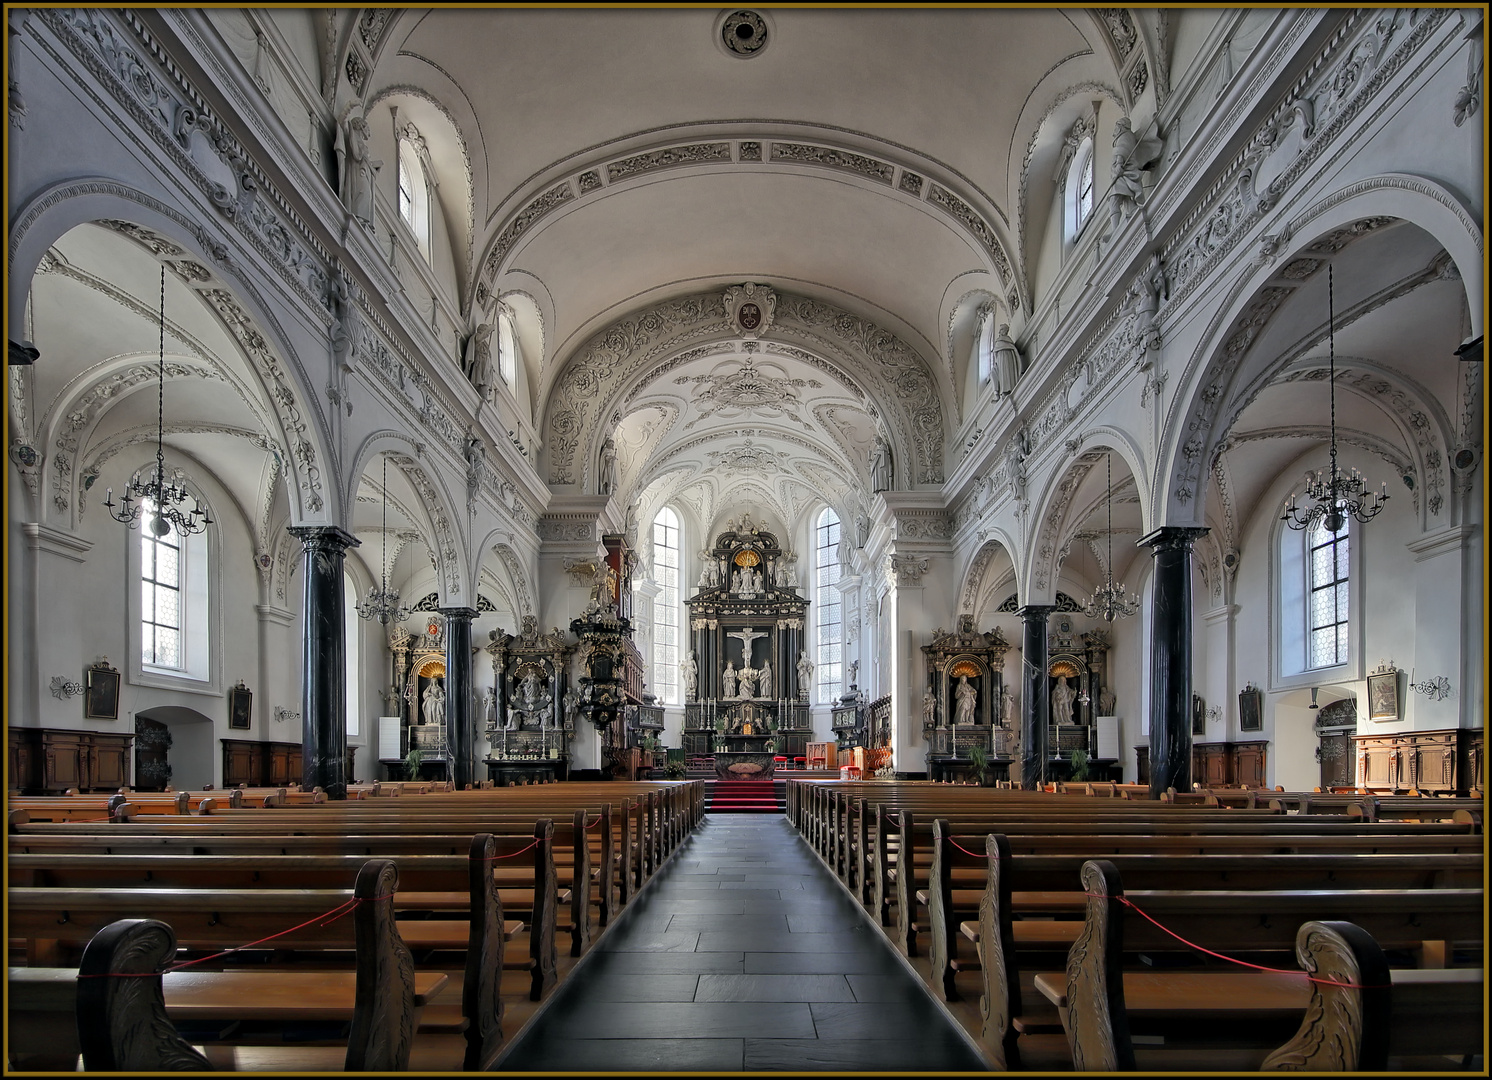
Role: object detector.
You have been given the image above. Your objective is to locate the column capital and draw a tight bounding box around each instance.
[288,524,360,553]
[438,605,480,622]
[1015,604,1057,620]
[1137,526,1209,554]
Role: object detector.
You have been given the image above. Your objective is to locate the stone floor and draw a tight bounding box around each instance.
[494,814,990,1072]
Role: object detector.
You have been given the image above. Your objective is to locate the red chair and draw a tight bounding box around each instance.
[793,756,806,771]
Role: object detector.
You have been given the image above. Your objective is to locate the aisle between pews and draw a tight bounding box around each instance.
[494,814,989,1072]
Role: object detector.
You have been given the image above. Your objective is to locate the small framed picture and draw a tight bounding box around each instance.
[84,660,121,720]
[1191,694,1206,736]
[1238,686,1263,732]
[229,681,253,730]
[1367,670,1399,722]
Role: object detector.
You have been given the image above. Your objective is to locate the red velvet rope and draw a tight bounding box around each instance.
[77,893,383,977]
[1090,893,1391,990]
[481,838,542,861]
[586,814,601,830]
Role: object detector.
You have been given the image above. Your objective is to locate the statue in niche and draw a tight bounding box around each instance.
[870,434,893,492]
[923,691,938,728]
[759,661,772,699]
[954,675,977,726]
[597,438,618,496]
[563,688,580,727]
[421,678,445,727]
[1099,686,1116,716]
[482,688,496,727]
[738,667,757,699]
[1107,117,1162,235]
[698,554,714,588]
[506,706,519,731]
[336,110,380,227]
[1052,675,1076,725]
[1000,683,1016,728]
[722,661,738,699]
[796,651,814,696]
[680,651,698,701]
[464,323,495,395]
[990,324,1021,397]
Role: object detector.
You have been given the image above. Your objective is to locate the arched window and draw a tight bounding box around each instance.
[1306,519,1349,669]
[496,309,518,387]
[133,492,213,687]
[974,313,993,386]
[1063,138,1094,243]
[651,507,681,704]
[1279,512,1352,678]
[396,138,431,260]
[814,508,842,702]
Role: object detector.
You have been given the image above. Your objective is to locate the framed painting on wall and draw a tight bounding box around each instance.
[1367,670,1400,722]
[1238,685,1263,732]
[229,681,253,730]
[84,660,120,720]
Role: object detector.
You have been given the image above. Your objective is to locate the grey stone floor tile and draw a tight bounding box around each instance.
[695,973,856,1002]
[579,950,746,974]
[698,929,878,952]
[561,973,701,1001]
[744,950,906,975]
[538,1001,818,1040]
[666,913,789,933]
[596,930,701,952]
[845,973,922,1002]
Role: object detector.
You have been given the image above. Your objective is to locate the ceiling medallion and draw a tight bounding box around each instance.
[721,10,769,57]
[722,281,777,338]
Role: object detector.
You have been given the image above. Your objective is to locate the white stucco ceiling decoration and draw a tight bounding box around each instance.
[543,285,945,492]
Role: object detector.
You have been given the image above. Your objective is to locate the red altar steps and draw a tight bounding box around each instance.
[705,780,787,814]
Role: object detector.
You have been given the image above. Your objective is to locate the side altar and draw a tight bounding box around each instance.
[681,516,813,774]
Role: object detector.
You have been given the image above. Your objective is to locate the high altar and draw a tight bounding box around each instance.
[682,516,812,779]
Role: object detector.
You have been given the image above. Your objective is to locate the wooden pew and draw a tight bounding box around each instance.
[8,859,449,1072]
[1047,860,1484,1071]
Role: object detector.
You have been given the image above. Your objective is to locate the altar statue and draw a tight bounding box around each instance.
[954,675,976,726]
[1051,675,1076,725]
[421,678,445,727]
[758,661,772,699]
[680,651,698,701]
[796,650,814,696]
[738,667,757,699]
[722,661,738,699]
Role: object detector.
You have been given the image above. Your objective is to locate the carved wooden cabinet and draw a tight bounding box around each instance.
[1352,728,1481,795]
[222,739,303,788]
[7,728,134,793]
[1136,741,1267,790]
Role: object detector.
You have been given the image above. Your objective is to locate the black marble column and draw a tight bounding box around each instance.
[289,526,359,800]
[441,606,479,790]
[1139,527,1209,799]
[1017,605,1055,791]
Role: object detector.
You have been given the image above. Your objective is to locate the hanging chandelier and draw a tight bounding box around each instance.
[1083,452,1139,621]
[1282,264,1388,533]
[105,266,212,537]
[356,454,411,624]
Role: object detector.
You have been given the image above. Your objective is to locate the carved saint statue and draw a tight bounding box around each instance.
[870,435,893,493]
[464,322,495,395]
[1051,675,1076,725]
[482,688,496,726]
[954,675,976,726]
[1098,686,1116,716]
[597,437,618,496]
[1107,117,1162,235]
[698,554,714,588]
[758,661,772,699]
[680,651,699,701]
[796,650,814,696]
[1000,683,1016,728]
[923,691,938,727]
[563,688,580,727]
[336,111,380,226]
[738,667,757,699]
[722,661,738,699]
[990,323,1021,397]
[847,659,860,687]
[421,678,445,727]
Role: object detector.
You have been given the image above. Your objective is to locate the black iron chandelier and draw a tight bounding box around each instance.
[1282,264,1388,533]
[104,265,212,537]
[356,454,411,625]
[1082,452,1139,621]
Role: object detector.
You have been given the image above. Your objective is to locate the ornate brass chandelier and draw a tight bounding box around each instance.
[356,454,411,624]
[104,266,212,537]
[1083,452,1139,621]
[1282,265,1388,533]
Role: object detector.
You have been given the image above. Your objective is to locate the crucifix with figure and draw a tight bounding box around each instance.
[727,626,768,668]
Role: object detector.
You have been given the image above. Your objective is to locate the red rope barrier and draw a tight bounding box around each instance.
[586,814,601,830]
[482,838,542,861]
[1090,893,1392,990]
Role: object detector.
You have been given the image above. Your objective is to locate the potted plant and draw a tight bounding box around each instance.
[663,760,687,780]
[403,745,423,780]
[968,743,993,786]
[1068,747,1090,782]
